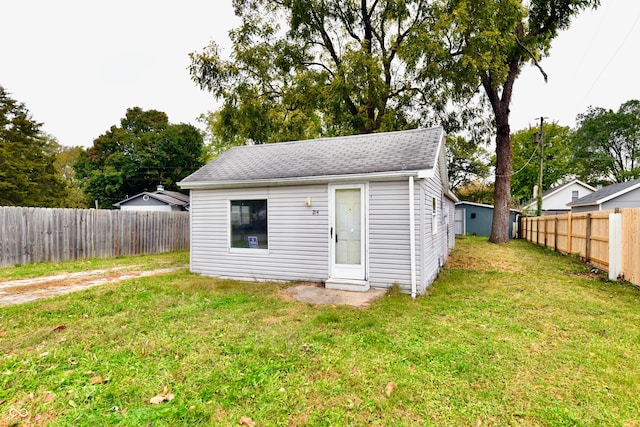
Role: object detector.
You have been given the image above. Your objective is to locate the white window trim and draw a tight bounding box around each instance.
[227,199,270,254]
[432,196,438,235]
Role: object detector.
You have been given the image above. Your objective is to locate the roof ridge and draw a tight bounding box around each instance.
[179,127,446,187]
[229,127,443,149]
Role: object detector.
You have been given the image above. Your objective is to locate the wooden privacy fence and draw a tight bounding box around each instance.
[0,207,190,267]
[521,208,640,287]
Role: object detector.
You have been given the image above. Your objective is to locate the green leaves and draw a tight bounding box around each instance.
[446,135,491,192]
[510,123,574,206]
[190,0,453,145]
[0,86,67,207]
[74,108,205,208]
[571,99,640,185]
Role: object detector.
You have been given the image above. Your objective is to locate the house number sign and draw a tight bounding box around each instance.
[312,210,320,215]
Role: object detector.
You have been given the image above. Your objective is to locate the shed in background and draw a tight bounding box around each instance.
[455,201,519,238]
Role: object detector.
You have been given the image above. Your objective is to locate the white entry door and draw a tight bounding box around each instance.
[454,208,465,235]
[330,184,366,281]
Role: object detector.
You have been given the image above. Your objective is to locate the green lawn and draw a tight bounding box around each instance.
[0,250,189,281]
[1,238,639,426]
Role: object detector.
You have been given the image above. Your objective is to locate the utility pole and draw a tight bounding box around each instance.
[534,117,545,216]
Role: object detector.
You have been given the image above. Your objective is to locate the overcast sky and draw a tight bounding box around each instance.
[2,1,639,148]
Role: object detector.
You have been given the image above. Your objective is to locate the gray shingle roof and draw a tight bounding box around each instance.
[160,190,190,203]
[180,127,444,186]
[113,190,190,208]
[150,193,189,207]
[568,178,640,206]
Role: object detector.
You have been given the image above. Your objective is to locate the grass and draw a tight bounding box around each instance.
[0,251,189,281]
[1,238,640,426]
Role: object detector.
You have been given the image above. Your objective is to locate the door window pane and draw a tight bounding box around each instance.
[335,188,361,264]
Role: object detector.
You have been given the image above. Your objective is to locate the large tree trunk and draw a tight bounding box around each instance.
[490,115,513,243]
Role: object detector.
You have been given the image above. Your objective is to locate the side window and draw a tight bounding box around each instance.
[230,200,268,249]
[572,190,579,202]
[432,197,437,235]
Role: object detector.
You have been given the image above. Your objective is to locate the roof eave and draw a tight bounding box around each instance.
[594,182,640,205]
[179,169,431,190]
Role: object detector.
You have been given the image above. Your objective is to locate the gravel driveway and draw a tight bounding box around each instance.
[0,265,188,307]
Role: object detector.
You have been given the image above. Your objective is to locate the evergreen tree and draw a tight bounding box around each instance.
[0,86,67,207]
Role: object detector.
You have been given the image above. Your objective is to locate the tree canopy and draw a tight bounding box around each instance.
[191,0,599,242]
[571,100,640,186]
[75,107,205,208]
[0,86,67,207]
[54,144,90,208]
[189,0,477,148]
[510,122,574,207]
[446,135,491,192]
[419,0,599,242]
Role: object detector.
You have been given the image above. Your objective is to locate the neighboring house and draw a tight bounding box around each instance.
[522,179,596,215]
[454,201,520,238]
[179,127,457,297]
[568,178,640,212]
[113,185,190,211]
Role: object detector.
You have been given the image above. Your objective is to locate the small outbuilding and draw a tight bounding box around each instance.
[454,201,519,238]
[568,178,640,212]
[113,185,190,212]
[179,127,457,297]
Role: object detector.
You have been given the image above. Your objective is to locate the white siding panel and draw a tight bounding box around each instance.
[190,185,329,282]
[368,180,413,292]
[417,155,454,294]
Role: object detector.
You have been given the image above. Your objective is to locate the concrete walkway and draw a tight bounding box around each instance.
[283,284,387,308]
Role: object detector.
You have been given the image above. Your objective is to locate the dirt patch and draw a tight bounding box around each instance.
[0,266,188,307]
[283,283,387,308]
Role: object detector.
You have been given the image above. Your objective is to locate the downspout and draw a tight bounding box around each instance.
[409,176,417,299]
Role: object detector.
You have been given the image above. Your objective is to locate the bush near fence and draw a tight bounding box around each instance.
[0,206,190,267]
[521,208,640,287]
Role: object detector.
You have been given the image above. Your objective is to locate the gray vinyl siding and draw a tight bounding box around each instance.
[190,175,452,294]
[119,197,177,211]
[368,180,413,293]
[601,188,640,210]
[571,204,598,213]
[420,176,444,293]
[190,185,329,282]
[418,154,455,294]
[445,197,456,255]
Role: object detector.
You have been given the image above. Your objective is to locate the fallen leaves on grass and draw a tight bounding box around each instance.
[149,386,175,405]
[43,394,55,403]
[90,376,107,384]
[385,381,397,397]
[52,325,67,332]
[239,416,256,426]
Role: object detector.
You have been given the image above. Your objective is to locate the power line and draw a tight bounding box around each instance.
[581,9,640,103]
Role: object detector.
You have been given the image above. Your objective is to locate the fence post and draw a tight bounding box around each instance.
[585,213,592,263]
[554,217,558,252]
[609,210,622,280]
[536,218,540,245]
[543,216,548,247]
[567,212,573,254]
